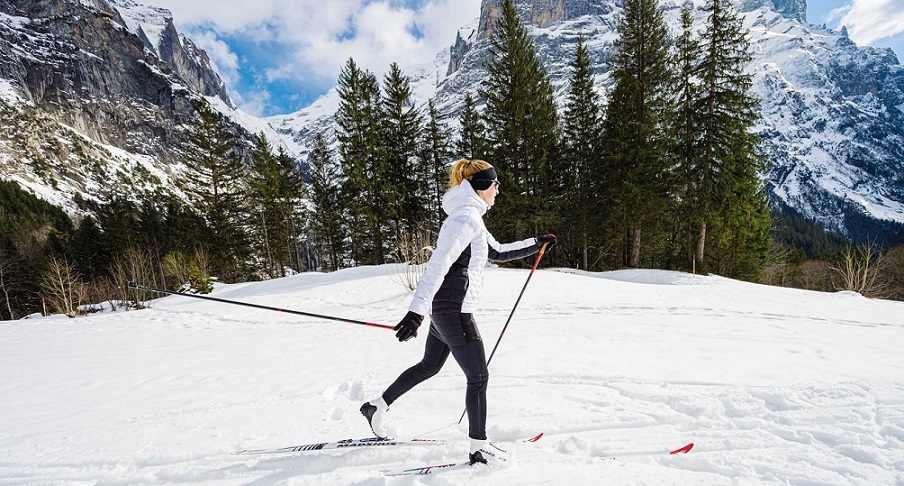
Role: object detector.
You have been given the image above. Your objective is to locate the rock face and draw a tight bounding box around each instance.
[108,0,232,106]
[479,0,612,36]
[271,0,904,245]
[0,0,271,211]
[738,0,806,22]
[0,0,236,162]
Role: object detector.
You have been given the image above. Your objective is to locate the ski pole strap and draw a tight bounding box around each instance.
[128,281,394,330]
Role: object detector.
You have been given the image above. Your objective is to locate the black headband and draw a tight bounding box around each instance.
[468,167,498,190]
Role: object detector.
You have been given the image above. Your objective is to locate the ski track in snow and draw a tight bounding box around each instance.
[1,266,903,485]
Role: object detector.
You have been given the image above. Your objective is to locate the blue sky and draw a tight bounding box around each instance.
[146,1,904,117]
[143,0,481,117]
[807,1,904,63]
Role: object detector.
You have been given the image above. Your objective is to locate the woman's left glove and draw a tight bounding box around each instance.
[537,233,557,251]
[394,311,424,342]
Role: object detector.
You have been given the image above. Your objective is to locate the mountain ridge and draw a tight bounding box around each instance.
[269,0,904,245]
[0,0,293,213]
[1,0,903,246]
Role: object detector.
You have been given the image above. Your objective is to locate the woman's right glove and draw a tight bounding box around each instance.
[394,311,424,342]
[537,233,557,251]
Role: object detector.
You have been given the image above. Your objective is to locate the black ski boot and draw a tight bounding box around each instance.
[359,397,388,438]
[469,450,488,465]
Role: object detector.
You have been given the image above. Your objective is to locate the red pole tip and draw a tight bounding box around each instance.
[669,443,694,454]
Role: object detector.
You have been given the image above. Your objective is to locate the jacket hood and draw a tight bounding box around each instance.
[442,179,488,217]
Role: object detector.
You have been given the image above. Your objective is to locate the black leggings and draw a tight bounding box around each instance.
[382,313,489,440]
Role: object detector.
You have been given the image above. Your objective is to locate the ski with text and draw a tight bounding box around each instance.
[236,432,543,455]
[383,440,694,477]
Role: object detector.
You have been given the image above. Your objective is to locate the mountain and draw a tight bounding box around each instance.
[2,0,903,247]
[0,0,294,213]
[270,0,904,246]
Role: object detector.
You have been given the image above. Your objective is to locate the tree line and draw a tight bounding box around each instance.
[307,0,769,278]
[0,97,314,319]
[3,0,902,320]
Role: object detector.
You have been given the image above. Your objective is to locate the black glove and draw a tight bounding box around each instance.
[537,233,557,251]
[394,311,424,342]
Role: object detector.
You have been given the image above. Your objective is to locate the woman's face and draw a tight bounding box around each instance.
[476,179,500,208]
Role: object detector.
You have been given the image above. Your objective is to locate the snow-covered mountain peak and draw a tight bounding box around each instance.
[269,0,904,244]
[738,0,807,22]
[105,0,174,56]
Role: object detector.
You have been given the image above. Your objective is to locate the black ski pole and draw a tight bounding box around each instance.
[457,242,549,424]
[128,281,395,331]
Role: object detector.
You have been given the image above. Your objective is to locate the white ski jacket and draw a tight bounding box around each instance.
[408,180,540,317]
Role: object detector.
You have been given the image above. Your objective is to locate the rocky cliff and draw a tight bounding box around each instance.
[0,0,279,211]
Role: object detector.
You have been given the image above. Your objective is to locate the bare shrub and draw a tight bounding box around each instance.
[761,244,798,287]
[880,245,904,301]
[390,225,435,291]
[0,251,15,320]
[163,250,193,287]
[41,256,86,317]
[77,278,119,315]
[163,248,213,294]
[110,246,158,309]
[828,243,888,298]
[796,259,834,292]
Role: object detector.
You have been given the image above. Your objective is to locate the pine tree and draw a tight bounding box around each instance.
[480,0,560,241]
[247,134,281,277]
[274,146,306,272]
[70,215,110,280]
[672,8,703,270]
[336,58,386,265]
[420,99,454,230]
[602,0,674,268]
[308,133,346,271]
[456,93,488,159]
[561,35,605,270]
[381,63,426,237]
[695,0,770,278]
[181,99,249,282]
[247,135,305,277]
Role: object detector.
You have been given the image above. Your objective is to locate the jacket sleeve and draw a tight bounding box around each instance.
[487,234,540,262]
[408,214,478,316]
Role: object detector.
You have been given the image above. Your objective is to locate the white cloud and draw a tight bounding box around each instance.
[825,5,850,24]
[183,29,240,86]
[139,0,481,112]
[235,89,273,117]
[838,0,904,44]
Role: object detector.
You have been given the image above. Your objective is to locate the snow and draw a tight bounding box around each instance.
[3,119,192,217]
[0,10,28,25]
[0,78,24,105]
[107,0,172,55]
[2,265,903,484]
[204,96,299,156]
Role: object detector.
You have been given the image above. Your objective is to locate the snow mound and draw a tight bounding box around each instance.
[555,268,714,286]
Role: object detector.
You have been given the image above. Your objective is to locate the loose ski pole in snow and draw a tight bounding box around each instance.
[128,281,395,330]
[457,242,549,424]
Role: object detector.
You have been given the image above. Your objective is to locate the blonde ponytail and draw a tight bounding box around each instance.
[448,158,493,189]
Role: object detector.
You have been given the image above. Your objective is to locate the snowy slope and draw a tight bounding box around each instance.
[1,266,903,484]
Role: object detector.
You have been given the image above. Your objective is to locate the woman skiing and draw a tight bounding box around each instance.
[360,158,556,465]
